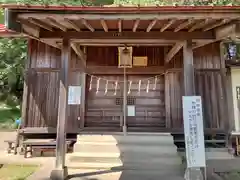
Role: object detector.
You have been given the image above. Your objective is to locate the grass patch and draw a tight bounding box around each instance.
[0,102,20,130]
[0,164,38,180]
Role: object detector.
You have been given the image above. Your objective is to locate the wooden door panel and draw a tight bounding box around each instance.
[85,75,123,128]
[127,75,165,130]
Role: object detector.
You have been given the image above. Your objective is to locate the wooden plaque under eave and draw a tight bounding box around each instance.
[133,56,148,66]
[118,47,133,68]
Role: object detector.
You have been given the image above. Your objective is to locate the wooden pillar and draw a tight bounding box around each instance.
[183,40,195,96]
[80,72,86,129]
[50,38,70,180]
[21,39,32,128]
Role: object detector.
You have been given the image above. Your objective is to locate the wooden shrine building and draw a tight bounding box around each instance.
[2,4,240,179]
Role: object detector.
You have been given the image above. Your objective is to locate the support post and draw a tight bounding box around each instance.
[183,41,206,180]
[80,72,86,129]
[183,40,195,96]
[123,66,127,135]
[50,38,70,180]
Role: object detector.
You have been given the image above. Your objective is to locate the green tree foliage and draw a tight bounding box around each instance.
[0,0,239,107]
[0,38,26,106]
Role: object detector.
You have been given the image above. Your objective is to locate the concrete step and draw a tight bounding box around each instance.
[73,143,177,155]
[179,148,234,160]
[77,133,174,145]
[67,162,184,172]
[68,169,185,180]
[69,153,182,165]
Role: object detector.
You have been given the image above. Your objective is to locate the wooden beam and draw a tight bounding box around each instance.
[165,41,184,63]
[215,23,237,40]
[17,19,40,37]
[183,40,195,95]
[133,19,140,32]
[86,66,165,74]
[174,19,193,32]
[194,23,237,49]
[81,19,94,32]
[188,19,212,32]
[18,13,240,21]
[40,31,215,40]
[68,42,174,46]
[28,18,53,31]
[118,19,122,33]
[50,38,70,179]
[160,19,176,32]
[193,40,219,49]
[71,43,86,67]
[46,17,67,31]
[100,19,108,32]
[64,19,81,32]
[146,19,157,32]
[203,19,231,31]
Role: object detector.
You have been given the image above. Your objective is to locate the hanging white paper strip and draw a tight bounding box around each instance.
[128,81,132,94]
[105,80,108,95]
[153,76,157,90]
[138,80,141,95]
[96,78,100,94]
[114,81,118,95]
[146,80,150,93]
[89,76,93,91]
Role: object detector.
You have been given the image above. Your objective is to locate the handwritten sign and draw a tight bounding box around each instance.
[182,96,206,168]
[68,86,81,105]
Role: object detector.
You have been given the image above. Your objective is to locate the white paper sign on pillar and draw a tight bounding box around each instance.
[182,96,206,168]
[68,86,82,105]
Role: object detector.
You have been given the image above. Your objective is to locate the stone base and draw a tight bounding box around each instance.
[50,166,68,180]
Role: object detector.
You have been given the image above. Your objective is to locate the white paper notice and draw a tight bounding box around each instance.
[68,86,81,105]
[127,105,135,117]
[182,96,206,168]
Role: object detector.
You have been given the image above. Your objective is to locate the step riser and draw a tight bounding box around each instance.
[69,156,182,165]
[68,169,185,180]
[73,144,177,155]
[67,163,183,172]
[77,134,174,144]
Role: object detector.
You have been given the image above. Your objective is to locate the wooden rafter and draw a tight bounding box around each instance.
[174,19,193,32]
[46,17,67,31]
[81,19,94,32]
[203,19,231,32]
[100,19,108,32]
[188,19,212,32]
[71,43,86,67]
[17,19,40,37]
[165,41,184,63]
[133,19,140,32]
[146,19,157,32]
[160,19,176,32]
[64,19,81,32]
[118,19,122,33]
[28,18,53,31]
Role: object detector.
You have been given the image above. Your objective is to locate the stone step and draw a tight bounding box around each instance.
[77,133,174,145]
[179,148,234,160]
[69,153,182,165]
[67,162,184,172]
[68,169,185,180]
[73,143,177,155]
